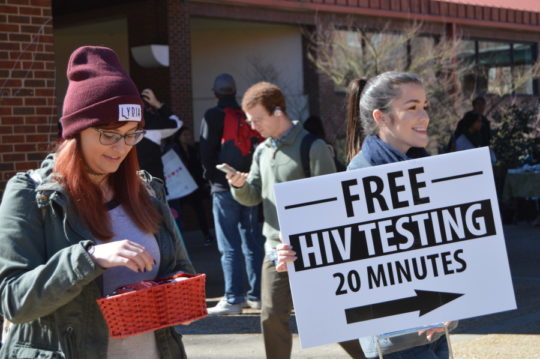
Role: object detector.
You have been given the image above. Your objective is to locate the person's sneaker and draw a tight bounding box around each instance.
[207,298,244,316]
[244,299,262,310]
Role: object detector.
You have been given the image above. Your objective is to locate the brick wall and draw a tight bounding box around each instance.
[167,0,207,232]
[301,26,321,120]
[0,0,56,195]
[167,0,193,129]
[127,0,171,109]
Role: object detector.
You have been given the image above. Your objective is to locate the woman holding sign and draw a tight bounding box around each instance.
[277,71,455,359]
[0,46,195,358]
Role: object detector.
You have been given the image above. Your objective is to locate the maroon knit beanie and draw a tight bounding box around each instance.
[60,46,144,139]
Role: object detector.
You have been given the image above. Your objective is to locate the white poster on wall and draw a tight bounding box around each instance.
[274,147,516,348]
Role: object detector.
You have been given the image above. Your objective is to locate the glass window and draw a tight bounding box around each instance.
[457,40,476,65]
[345,31,362,49]
[478,41,512,95]
[513,43,534,95]
[331,29,363,89]
[478,41,511,66]
[409,36,437,81]
[410,36,435,54]
[365,32,407,72]
[487,66,512,94]
[457,40,478,95]
[457,40,536,96]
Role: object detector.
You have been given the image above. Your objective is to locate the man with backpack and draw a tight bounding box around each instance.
[226,82,348,359]
[199,73,265,315]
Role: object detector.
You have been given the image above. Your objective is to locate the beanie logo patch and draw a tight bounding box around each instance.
[118,104,142,122]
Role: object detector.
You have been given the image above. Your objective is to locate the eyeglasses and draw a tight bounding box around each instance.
[246,118,263,126]
[92,128,146,146]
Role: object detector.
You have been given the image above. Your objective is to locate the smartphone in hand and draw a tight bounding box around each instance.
[216,163,237,175]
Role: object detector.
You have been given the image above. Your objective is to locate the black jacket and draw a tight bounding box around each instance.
[199,96,256,193]
[137,104,181,181]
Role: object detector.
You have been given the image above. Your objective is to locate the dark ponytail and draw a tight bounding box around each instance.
[346,78,367,161]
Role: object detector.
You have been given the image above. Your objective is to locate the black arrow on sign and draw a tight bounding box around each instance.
[345,289,464,324]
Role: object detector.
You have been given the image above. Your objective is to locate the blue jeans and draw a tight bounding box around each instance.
[212,191,264,304]
[380,336,449,359]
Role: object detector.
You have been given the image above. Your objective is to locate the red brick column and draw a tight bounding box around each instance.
[166,0,193,129]
[302,25,321,119]
[0,0,56,194]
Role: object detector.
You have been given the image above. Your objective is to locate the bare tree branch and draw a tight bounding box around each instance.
[306,19,539,156]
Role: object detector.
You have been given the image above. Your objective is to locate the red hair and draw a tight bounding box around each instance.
[54,128,162,241]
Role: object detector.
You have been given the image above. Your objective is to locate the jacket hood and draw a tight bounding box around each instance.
[28,154,69,209]
[33,154,58,187]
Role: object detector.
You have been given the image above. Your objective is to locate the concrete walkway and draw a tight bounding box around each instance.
[179,223,540,359]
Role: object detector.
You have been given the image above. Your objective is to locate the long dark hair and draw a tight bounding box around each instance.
[346,72,423,160]
[346,78,367,161]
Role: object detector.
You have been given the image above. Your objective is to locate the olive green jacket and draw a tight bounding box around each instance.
[231,123,336,254]
[0,155,195,359]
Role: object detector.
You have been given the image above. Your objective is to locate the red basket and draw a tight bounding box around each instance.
[97,273,207,338]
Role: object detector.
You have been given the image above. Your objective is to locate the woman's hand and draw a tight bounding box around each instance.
[226,171,248,188]
[418,322,449,341]
[89,240,155,273]
[275,243,297,272]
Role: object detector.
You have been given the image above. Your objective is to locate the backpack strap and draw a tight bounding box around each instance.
[300,133,318,178]
[252,142,264,169]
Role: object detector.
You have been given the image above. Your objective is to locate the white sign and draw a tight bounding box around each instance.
[162,149,197,200]
[274,148,516,348]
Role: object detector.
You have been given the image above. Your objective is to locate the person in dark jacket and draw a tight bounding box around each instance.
[165,126,214,245]
[303,115,346,172]
[136,88,183,182]
[0,46,195,359]
[465,96,491,147]
[447,96,491,153]
[199,73,264,315]
[276,72,457,359]
[452,111,497,163]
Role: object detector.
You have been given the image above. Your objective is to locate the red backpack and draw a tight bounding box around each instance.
[221,107,263,157]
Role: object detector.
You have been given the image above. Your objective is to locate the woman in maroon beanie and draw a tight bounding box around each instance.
[0,46,195,359]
